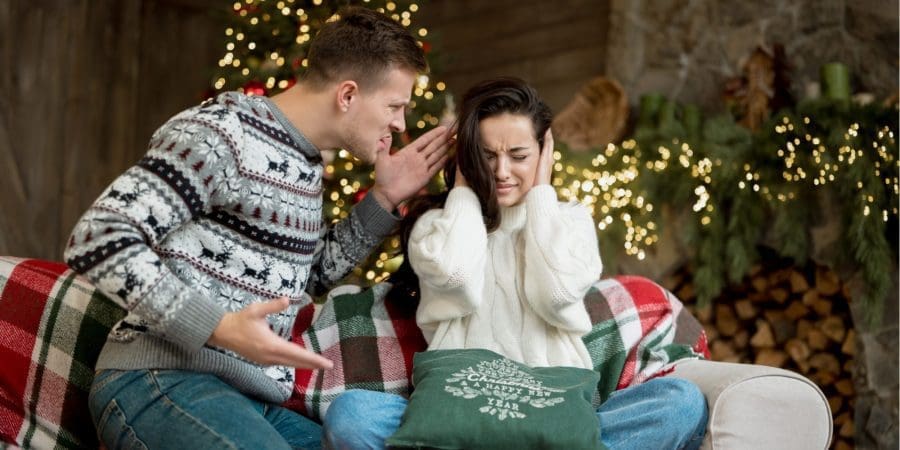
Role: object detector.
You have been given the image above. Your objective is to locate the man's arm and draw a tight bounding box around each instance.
[65,108,235,353]
[65,104,332,369]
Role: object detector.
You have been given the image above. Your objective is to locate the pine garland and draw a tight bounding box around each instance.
[205,6,898,324]
[554,95,898,327]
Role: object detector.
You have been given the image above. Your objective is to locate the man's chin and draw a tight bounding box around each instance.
[343,146,377,164]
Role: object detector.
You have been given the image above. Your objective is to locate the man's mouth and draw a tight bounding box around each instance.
[378,136,392,150]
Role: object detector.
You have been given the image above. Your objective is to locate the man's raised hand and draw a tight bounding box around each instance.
[371,126,453,211]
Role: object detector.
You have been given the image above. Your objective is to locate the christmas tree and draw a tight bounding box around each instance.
[209,0,450,284]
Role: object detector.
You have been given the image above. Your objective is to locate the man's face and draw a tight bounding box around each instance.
[342,68,415,164]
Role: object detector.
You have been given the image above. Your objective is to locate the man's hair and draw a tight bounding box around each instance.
[304,7,427,88]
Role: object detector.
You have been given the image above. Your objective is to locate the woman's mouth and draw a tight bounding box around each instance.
[496,183,516,194]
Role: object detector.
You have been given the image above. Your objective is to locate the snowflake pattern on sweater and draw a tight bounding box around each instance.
[65,92,396,402]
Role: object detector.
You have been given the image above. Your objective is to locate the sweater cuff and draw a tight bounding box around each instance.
[167,295,227,354]
[144,274,227,354]
[444,186,482,217]
[355,191,400,238]
[525,185,560,218]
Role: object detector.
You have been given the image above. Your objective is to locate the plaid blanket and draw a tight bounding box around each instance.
[0,256,707,448]
[0,257,125,449]
[290,275,709,421]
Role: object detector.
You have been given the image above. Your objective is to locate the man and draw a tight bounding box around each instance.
[64,7,450,449]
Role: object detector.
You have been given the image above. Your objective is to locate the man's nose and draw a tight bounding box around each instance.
[390,111,406,133]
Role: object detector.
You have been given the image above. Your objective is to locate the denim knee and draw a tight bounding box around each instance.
[653,378,708,445]
[660,378,706,419]
[324,390,368,433]
[323,390,396,449]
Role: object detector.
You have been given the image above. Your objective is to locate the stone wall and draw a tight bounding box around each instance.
[603,1,898,447]
[605,0,899,111]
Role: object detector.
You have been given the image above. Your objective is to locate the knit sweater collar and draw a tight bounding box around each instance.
[255,95,322,163]
[498,202,527,232]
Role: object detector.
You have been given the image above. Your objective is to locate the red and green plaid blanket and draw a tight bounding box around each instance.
[0,257,125,449]
[0,256,707,448]
[290,275,709,421]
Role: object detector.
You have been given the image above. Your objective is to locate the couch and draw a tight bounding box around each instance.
[0,256,832,449]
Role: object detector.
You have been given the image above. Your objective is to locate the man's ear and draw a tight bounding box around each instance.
[336,80,359,112]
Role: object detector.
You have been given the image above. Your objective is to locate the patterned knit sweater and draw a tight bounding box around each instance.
[64,92,397,403]
[409,185,602,370]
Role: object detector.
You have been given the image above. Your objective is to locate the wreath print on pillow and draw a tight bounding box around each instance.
[444,357,567,420]
[387,348,605,450]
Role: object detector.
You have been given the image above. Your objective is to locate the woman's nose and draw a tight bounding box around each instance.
[494,157,510,180]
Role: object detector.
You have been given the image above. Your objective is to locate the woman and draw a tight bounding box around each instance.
[323,78,707,450]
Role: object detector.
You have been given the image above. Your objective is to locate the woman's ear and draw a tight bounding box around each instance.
[336,80,359,112]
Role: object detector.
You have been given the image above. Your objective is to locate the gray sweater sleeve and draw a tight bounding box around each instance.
[304,192,399,296]
[64,105,238,353]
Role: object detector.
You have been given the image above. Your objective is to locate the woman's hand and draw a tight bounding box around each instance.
[535,128,554,186]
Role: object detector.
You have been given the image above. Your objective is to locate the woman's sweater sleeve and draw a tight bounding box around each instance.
[522,185,602,333]
[408,187,488,331]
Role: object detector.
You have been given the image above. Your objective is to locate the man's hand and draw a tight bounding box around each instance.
[535,128,554,186]
[209,297,333,370]
[371,126,453,211]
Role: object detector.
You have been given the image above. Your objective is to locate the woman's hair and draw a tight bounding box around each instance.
[388,77,553,299]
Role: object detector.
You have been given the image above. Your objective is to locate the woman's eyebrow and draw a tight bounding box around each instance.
[483,145,530,154]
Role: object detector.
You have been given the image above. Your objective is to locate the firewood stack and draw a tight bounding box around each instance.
[664,258,856,450]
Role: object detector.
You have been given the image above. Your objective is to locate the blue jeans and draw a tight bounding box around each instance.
[89,369,322,450]
[323,377,708,450]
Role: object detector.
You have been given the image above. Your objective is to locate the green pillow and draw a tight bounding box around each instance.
[386,348,605,450]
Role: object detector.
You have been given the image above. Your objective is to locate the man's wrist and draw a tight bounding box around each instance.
[370,187,399,212]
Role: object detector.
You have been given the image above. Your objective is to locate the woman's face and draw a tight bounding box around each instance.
[478,113,540,207]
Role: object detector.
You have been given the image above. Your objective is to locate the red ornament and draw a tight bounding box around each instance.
[236,4,259,15]
[353,187,369,204]
[422,42,432,54]
[242,80,267,96]
[199,88,217,101]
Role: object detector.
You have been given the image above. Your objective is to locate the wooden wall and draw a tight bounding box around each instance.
[0,0,223,260]
[416,0,610,112]
[0,0,611,260]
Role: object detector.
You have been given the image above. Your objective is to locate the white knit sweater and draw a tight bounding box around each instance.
[408,185,602,369]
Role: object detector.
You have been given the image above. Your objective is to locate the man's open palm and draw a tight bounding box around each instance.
[371,126,453,210]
